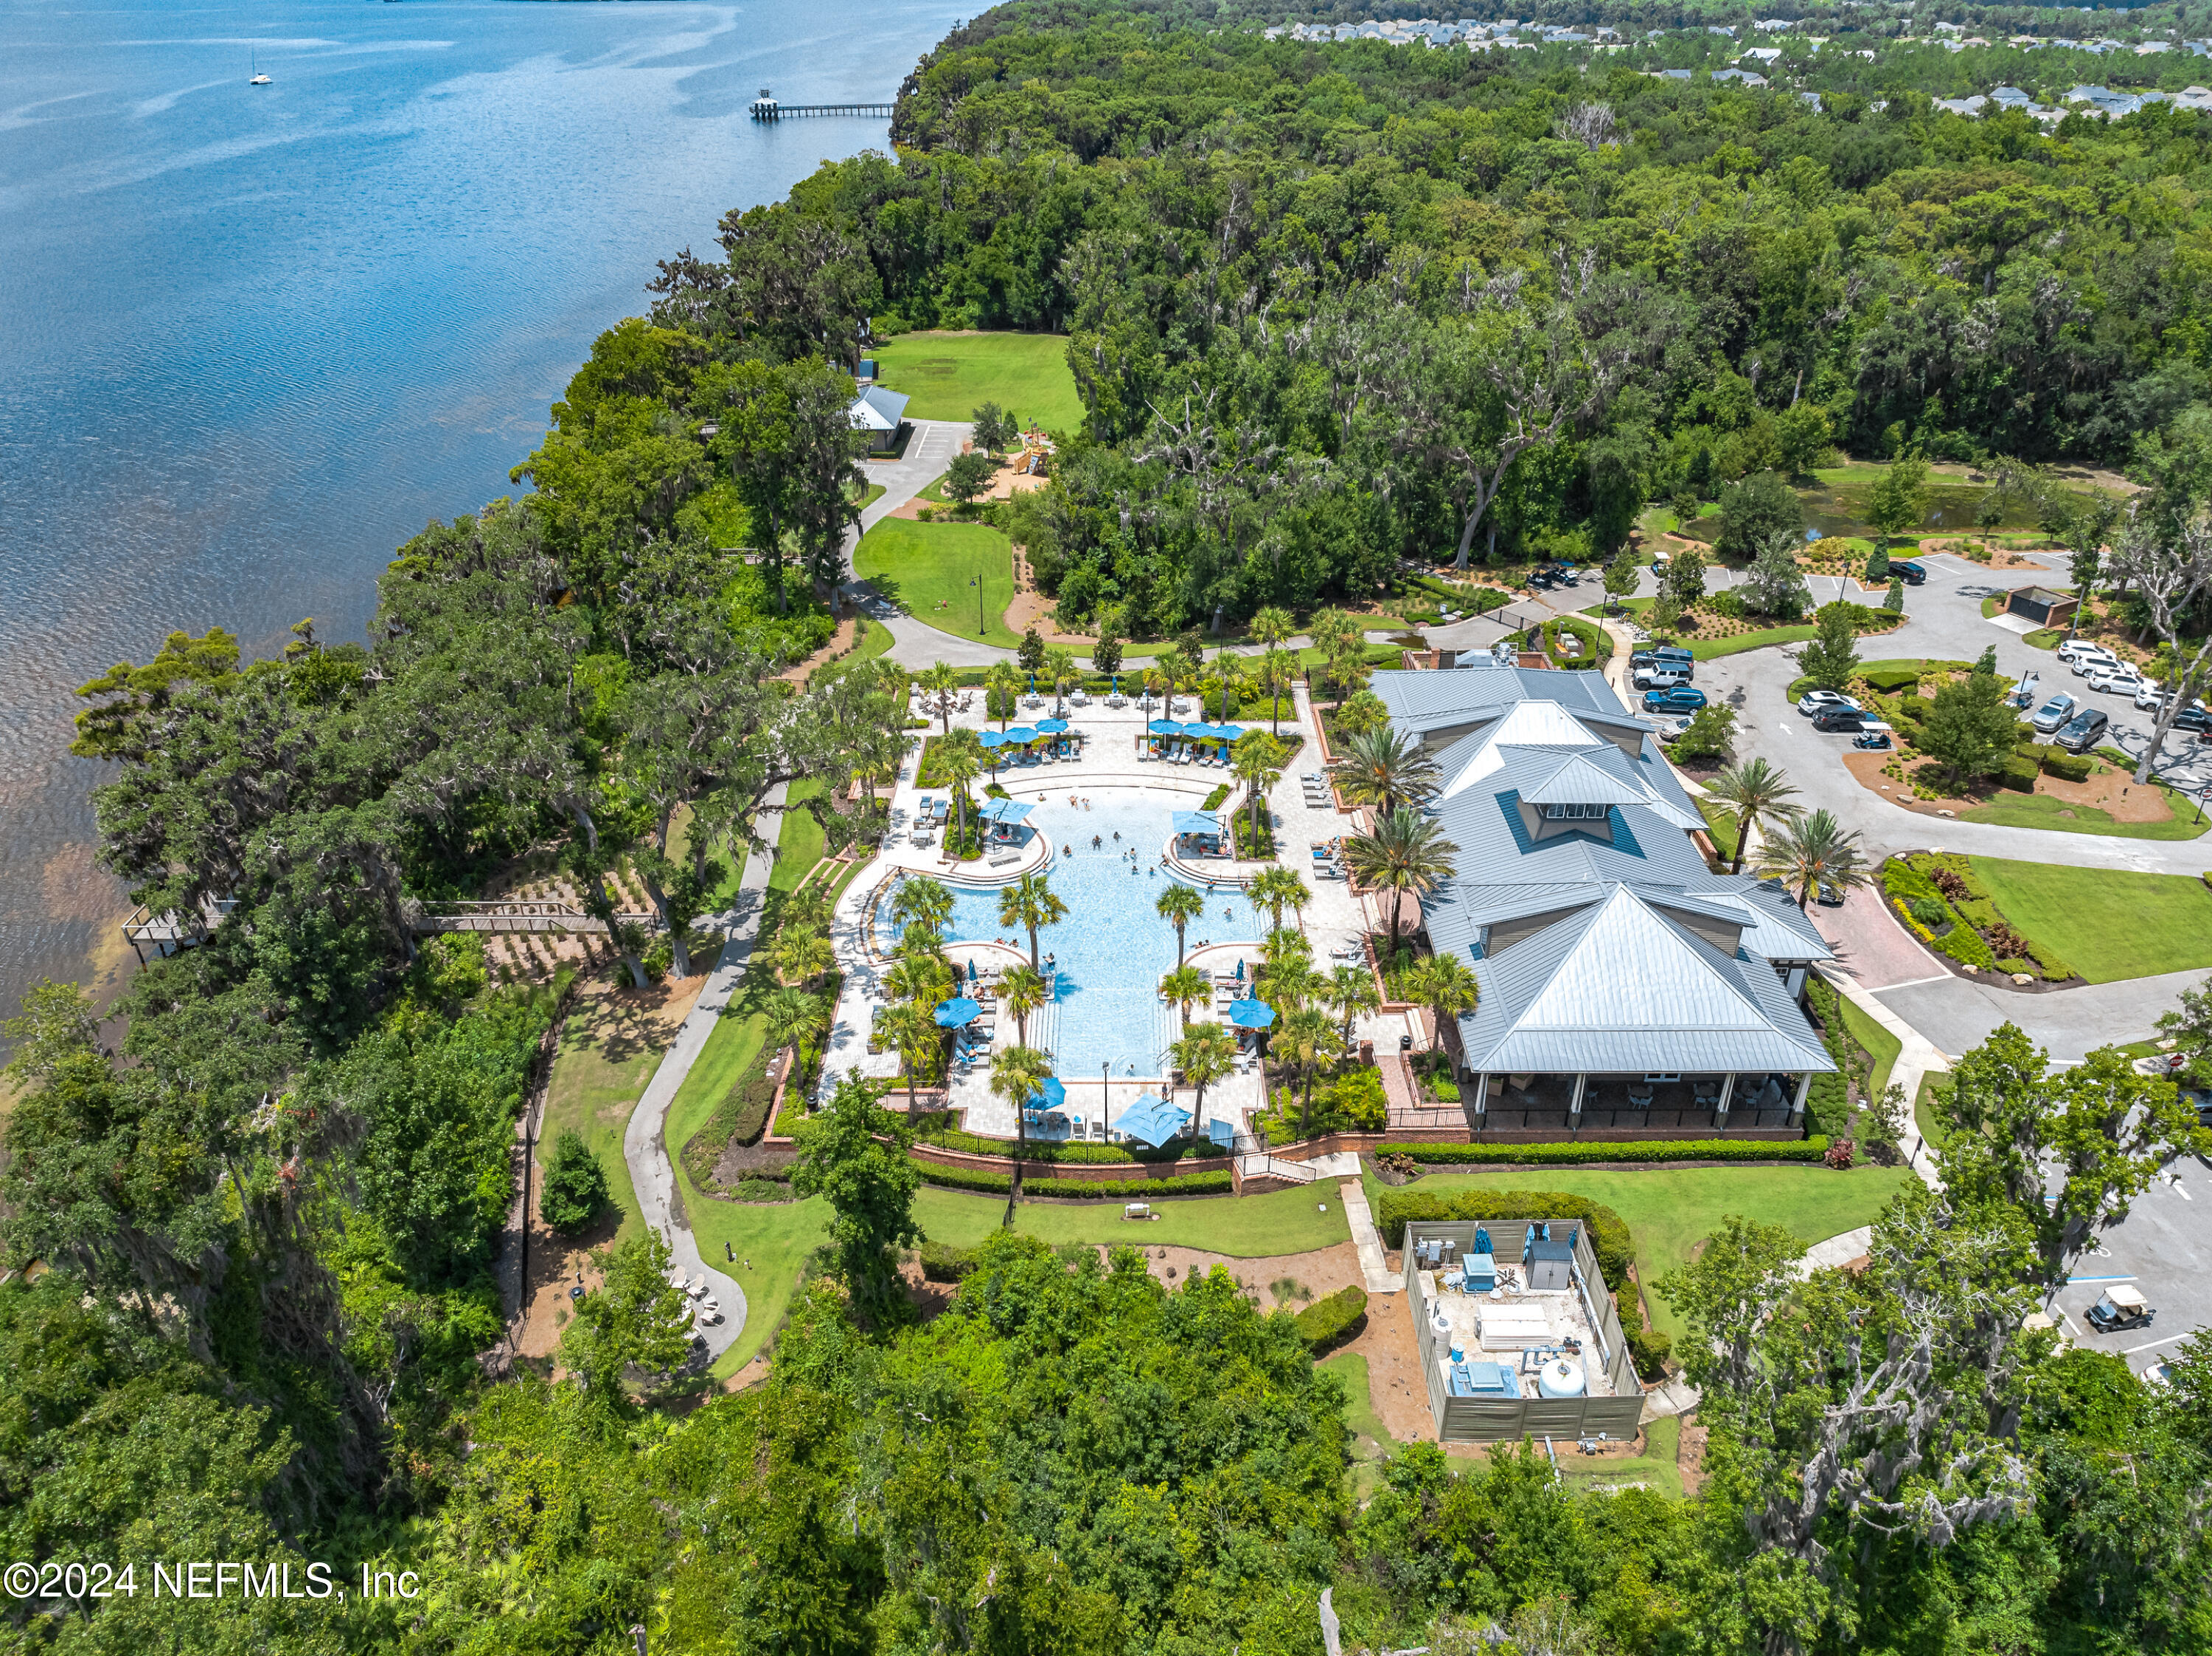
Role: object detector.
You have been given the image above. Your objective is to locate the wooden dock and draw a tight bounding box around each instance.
[750,101,894,119]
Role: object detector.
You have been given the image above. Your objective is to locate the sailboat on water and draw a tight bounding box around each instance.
[250,49,271,86]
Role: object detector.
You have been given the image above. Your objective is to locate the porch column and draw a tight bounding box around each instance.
[1472,1074,1489,1117]
[1568,1072,1587,1119]
[1791,1072,1812,1122]
[1714,1072,1734,1130]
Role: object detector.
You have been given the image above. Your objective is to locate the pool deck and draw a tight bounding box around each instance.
[813,684,1422,1138]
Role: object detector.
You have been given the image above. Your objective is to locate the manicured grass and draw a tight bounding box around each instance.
[851,616,896,664]
[770,778,827,895]
[539,989,674,1249]
[1916,1072,1951,1153]
[853,517,1022,648]
[1557,1412,1684,1499]
[1965,856,2212,983]
[1697,798,1742,864]
[1319,1350,1398,1501]
[859,482,886,512]
[684,1191,831,1378]
[871,330,1085,433]
[1837,995,1903,1102]
[1604,597,1820,661]
[1958,787,2211,842]
[664,1006,770,1178]
[914,1180,1353,1255]
[1369,1165,1913,1340]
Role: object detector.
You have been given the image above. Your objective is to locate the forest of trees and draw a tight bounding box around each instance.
[4,1,2212,1650]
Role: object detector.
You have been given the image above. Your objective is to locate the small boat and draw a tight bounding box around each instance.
[250,49,271,86]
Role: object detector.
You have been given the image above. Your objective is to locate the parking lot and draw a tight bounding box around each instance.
[2050,1161,2212,1381]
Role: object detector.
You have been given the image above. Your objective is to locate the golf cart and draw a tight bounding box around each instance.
[2086,1284,2155,1334]
[1852,722,1895,751]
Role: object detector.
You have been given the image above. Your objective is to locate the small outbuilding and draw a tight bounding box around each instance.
[848,385,910,456]
[2004,585,2079,628]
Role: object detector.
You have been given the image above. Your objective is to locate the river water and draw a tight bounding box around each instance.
[0,0,961,1030]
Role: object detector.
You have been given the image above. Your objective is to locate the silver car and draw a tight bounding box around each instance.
[2029,693,2078,734]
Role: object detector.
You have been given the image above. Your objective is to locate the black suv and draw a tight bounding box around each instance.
[1812,708,1873,732]
[1891,560,1927,585]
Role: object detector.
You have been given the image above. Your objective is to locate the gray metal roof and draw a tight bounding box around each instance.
[1455,886,1835,1076]
[849,385,910,431]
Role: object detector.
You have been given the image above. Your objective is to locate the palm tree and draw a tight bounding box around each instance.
[984,659,1022,729]
[1265,956,1321,1018]
[883,952,948,1009]
[1254,647,1296,736]
[1343,807,1460,950]
[998,963,1048,1046]
[937,726,984,854]
[998,871,1067,970]
[1705,757,1806,876]
[1160,964,1209,1029]
[883,998,939,1113]
[890,874,953,936]
[1276,1006,1338,1140]
[772,924,833,989]
[1404,953,1480,1055]
[1170,1022,1239,1135]
[1231,731,1287,852]
[1329,726,1441,815]
[990,1043,1054,1205]
[1156,883,1206,966]
[1262,925,1312,975]
[1251,605,1296,647]
[1207,653,1246,724]
[919,661,959,734]
[765,986,828,1069]
[1756,807,1874,911]
[1248,866,1311,933]
[1324,963,1380,1051]
[1328,636,1370,711]
[1142,665,1170,715]
[1043,644,1077,714]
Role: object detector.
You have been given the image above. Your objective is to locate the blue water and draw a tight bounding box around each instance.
[0,0,967,1022]
[888,794,1263,1080]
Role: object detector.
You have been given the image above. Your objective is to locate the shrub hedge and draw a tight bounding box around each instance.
[1619,1287,1674,1380]
[919,1240,980,1282]
[1293,1285,1369,1355]
[917,1127,1212,1166]
[913,1161,1235,1199]
[1376,1189,1635,1290]
[1999,756,2039,792]
[2043,751,2093,782]
[1373,1138,1829,1169]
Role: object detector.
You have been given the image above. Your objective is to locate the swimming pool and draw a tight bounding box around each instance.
[880,791,1260,1080]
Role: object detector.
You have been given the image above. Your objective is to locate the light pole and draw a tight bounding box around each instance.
[1102,1060,1111,1141]
[973,572,984,636]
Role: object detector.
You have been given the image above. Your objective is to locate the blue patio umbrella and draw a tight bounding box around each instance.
[1232,959,1244,981]
[1037,717,1069,733]
[1001,726,1039,744]
[1147,719,1183,736]
[1216,723,1245,742]
[934,997,983,1027]
[1116,1092,1192,1148]
[1026,1076,1068,1110]
[1228,999,1276,1029]
[967,959,978,982]
[978,729,1006,749]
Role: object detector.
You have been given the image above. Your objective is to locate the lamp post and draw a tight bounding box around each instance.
[973,573,984,637]
[1102,1061,1111,1142]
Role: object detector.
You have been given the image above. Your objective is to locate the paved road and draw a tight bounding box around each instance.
[1874,967,2211,1065]
[622,783,785,1365]
[2049,1164,2212,1380]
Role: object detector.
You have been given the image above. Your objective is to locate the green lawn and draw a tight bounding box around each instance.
[538,990,674,1249]
[1601,597,1820,661]
[1960,786,2211,841]
[1916,1073,1951,1153]
[1965,856,2212,983]
[1557,1413,1685,1499]
[872,330,1084,433]
[1368,1166,1912,1340]
[1837,995,1903,1102]
[851,616,896,664]
[853,517,1021,649]
[684,1191,831,1378]
[1697,798,1742,864]
[914,1180,1352,1255]
[770,778,827,894]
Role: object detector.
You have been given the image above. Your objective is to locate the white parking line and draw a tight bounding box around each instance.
[1874,973,1956,992]
[2121,1332,2190,1356]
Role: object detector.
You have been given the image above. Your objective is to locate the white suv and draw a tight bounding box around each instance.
[2063,642,2120,676]
[2089,663,2143,695]
[1798,690,1861,717]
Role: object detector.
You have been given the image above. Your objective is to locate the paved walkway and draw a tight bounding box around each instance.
[621,784,785,1363]
[1340,1176,1402,1293]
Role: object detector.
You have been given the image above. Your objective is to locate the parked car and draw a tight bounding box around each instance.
[2086,1285,2156,1334]
[2177,704,2212,734]
[1891,560,1927,585]
[2087,663,2143,695]
[2029,692,2079,734]
[2135,680,2168,711]
[1632,646,1694,672]
[1812,707,1875,732]
[2054,707,2110,752]
[1642,686,1708,713]
[2062,642,2121,676]
[1633,667,1692,691]
[1798,689,1861,717]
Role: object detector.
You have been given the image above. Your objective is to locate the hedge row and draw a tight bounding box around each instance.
[1372,1138,1830,1169]
[918,1240,979,1283]
[916,1127,1211,1166]
[913,1161,1235,1199]
[1293,1285,1369,1355]
[1375,1189,1635,1290]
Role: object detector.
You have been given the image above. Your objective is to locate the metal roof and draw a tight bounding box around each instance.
[849,386,910,431]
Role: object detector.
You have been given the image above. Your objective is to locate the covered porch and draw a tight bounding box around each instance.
[1468,1068,1810,1135]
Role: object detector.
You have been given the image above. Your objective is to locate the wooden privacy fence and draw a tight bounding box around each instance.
[1405,1218,1646,1445]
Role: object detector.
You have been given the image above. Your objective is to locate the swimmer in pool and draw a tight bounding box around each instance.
[1092,834,1102,849]
[1112,830,1121,841]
